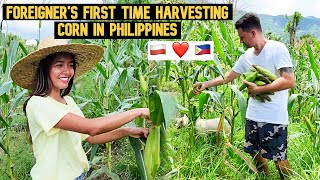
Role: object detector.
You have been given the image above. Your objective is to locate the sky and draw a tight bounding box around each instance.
[1,0,319,44]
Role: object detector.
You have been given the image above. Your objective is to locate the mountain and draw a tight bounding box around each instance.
[234,11,320,41]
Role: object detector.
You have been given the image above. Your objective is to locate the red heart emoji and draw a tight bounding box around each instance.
[172,42,189,58]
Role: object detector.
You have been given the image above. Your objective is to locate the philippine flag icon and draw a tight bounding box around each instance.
[195,44,211,55]
[150,44,166,55]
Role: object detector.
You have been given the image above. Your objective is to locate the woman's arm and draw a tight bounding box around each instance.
[86,127,149,144]
[54,108,149,136]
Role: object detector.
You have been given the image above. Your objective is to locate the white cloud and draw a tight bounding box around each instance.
[236,0,320,18]
[26,39,37,45]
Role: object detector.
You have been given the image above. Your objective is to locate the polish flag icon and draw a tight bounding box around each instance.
[150,44,166,55]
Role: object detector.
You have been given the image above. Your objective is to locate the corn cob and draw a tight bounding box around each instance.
[239,71,258,91]
[188,89,195,99]
[243,71,256,79]
[252,64,277,81]
[140,74,148,94]
[256,74,272,84]
[239,66,276,103]
[254,95,265,102]
[253,80,266,86]
[249,67,256,72]
[144,125,161,180]
[259,94,272,102]
[254,94,272,102]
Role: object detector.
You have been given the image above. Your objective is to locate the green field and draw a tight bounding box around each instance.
[1,12,319,180]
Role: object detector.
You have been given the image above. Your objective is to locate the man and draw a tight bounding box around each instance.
[193,13,295,179]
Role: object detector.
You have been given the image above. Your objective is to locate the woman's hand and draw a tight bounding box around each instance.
[138,108,150,119]
[126,127,149,138]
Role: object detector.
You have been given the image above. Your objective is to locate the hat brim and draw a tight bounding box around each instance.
[10,43,104,90]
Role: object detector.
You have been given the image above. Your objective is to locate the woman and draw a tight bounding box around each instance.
[10,37,150,180]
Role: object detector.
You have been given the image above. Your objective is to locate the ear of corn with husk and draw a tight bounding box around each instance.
[239,65,277,103]
[144,90,178,180]
[239,71,258,91]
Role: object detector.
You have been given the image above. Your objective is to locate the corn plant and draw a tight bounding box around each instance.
[0,34,28,180]
[288,39,320,148]
[144,90,178,180]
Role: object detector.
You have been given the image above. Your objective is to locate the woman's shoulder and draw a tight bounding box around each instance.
[63,95,75,102]
[63,95,77,105]
[29,95,47,102]
[26,96,49,112]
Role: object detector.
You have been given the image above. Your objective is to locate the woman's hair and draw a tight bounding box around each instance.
[23,52,76,114]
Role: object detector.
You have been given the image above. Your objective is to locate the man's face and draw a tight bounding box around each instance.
[237,28,255,48]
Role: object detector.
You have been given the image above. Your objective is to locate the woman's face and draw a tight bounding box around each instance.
[49,53,74,92]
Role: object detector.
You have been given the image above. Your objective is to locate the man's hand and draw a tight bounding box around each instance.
[126,127,149,138]
[243,80,260,97]
[193,82,207,94]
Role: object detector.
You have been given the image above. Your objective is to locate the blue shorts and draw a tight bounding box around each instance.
[244,119,288,161]
[75,172,85,180]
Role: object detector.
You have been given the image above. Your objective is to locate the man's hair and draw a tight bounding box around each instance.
[235,13,262,32]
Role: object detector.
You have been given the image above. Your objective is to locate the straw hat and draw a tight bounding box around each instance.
[10,37,104,90]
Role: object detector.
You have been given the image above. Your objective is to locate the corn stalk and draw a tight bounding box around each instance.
[0,35,29,180]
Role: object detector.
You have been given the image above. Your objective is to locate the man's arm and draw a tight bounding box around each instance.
[193,70,241,94]
[244,67,295,96]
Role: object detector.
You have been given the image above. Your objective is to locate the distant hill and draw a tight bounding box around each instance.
[234,11,320,41]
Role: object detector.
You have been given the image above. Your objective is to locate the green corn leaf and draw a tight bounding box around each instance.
[0,141,9,155]
[165,61,171,81]
[202,90,223,107]
[198,92,209,118]
[230,85,247,125]
[19,41,28,55]
[129,137,148,180]
[149,91,178,128]
[96,63,108,79]
[2,50,7,74]
[313,39,320,52]
[9,89,28,116]
[89,145,99,162]
[4,40,19,82]
[106,68,124,95]
[182,20,194,41]
[0,113,9,127]
[107,42,119,73]
[0,81,13,97]
[288,94,301,114]
[306,43,319,80]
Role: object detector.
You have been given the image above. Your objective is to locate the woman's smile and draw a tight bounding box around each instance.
[49,53,75,93]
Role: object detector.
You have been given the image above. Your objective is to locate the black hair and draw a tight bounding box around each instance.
[235,13,262,32]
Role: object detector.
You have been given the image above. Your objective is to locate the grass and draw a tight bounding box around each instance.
[162,119,320,179]
[0,112,319,180]
[0,130,33,180]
